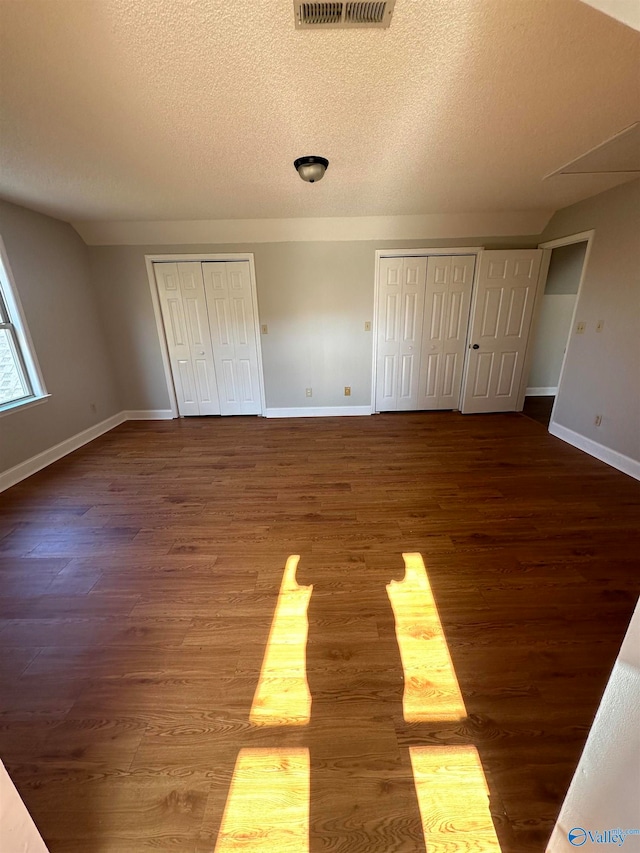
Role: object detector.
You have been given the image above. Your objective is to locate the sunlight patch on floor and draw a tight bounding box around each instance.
[387,552,467,722]
[410,745,502,852]
[214,748,310,853]
[249,555,313,726]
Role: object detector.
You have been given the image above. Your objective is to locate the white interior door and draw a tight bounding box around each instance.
[375,257,427,411]
[155,262,220,416]
[460,250,543,413]
[202,261,262,415]
[418,256,475,410]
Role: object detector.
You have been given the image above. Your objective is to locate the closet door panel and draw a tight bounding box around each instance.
[177,263,220,415]
[202,261,261,415]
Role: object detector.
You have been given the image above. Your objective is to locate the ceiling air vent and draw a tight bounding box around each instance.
[294,1,396,29]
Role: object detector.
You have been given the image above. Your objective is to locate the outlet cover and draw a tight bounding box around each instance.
[576,321,586,334]
[305,388,312,397]
[344,386,351,396]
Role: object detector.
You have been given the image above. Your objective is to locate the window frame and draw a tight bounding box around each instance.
[0,235,48,416]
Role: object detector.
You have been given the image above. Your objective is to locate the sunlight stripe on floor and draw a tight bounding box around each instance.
[410,745,502,852]
[249,555,313,726]
[387,552,466,722]
[214,748,310,852]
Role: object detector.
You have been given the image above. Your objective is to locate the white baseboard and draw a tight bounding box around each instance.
[123,409,174,420]
[549,421,640,481]
[264,406,372,418]
[526,386,558,396]
[0,411,127,493]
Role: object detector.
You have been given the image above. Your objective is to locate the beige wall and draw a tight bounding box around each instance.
[540,178,640,465]
[0,199,120,474]
[88,235,538,413]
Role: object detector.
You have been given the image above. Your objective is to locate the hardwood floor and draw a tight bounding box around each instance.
[522,396,555,428]
[1,412,639,852]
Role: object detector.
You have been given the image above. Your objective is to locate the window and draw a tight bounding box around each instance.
[0,237,46,413]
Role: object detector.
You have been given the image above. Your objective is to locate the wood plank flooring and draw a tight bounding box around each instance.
[1,412,639,852]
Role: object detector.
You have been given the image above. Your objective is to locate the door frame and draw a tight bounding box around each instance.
[371,247,482,413]
[145,253,267,418]
[535,230,595,428]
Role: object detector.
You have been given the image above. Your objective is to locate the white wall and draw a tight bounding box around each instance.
[527,242,586,393]
[88,235,538,414]
[546,598,640,852]
[540,179,640,471]
[527,295,577,392]
[0,200,121,475]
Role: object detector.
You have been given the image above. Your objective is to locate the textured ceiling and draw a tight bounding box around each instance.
[0,0,639,225]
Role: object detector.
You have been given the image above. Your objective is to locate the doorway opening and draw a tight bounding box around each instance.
[524,234,592,428]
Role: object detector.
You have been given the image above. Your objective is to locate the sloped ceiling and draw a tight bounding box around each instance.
[0,0,638,234]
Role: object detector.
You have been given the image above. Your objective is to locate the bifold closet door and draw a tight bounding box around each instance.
[202,262,262,415]
[155,262,220,416]
[375,257,428,411]
[417,256,475,409]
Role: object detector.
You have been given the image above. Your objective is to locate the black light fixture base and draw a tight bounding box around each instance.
[294,156,329,182]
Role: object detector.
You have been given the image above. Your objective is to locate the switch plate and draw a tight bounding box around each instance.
[364,321,371,332]
[596,320,604,333]
[576,321,586,334]
[594,414,602,427]
[344,386,351,397]
[261,324,268,334]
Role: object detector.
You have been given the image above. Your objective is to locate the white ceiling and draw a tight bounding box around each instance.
[0,0,638,230]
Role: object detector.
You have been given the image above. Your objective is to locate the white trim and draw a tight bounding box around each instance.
[0,393,51,419]
[376,246,483,258]
[0,235,48,403]
[0,412,126,493]
[537,231,594,427]
[145,256,179,418]
[549,422,640,482]
[72,212,553,246]
[515,248,550,411]
[372,248,483,414]
[265,406,372,418]
[123,409,174,420]
[538,230,595,250]
[145,253,267,419]
[526,386,558,396]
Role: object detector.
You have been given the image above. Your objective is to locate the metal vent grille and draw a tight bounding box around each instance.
[295,0,395,29]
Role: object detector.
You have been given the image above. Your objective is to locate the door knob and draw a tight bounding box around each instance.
[472,344,479,349]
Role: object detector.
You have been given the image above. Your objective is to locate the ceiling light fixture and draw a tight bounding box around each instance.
[294,156,329,183]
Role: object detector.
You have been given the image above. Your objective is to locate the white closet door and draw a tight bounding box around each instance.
[202,262,261,416]
[375,257,427,411]
[155,262,220,416]
[461,250,542,413]
[418,256,474,410]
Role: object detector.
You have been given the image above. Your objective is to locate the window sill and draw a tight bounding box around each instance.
[0,394,51,419]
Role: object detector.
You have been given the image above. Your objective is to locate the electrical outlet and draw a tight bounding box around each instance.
[344,386,351,397]
[305,388,312,397]
[596,320,604,333]
[261,324,268,334]
[594,414,602,427]
[364,321,371,332]
[576,321,586,334]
